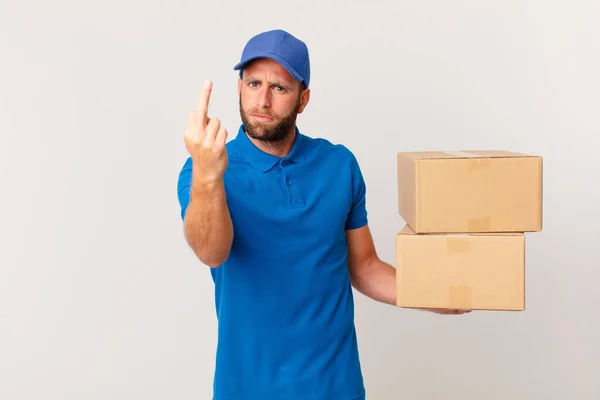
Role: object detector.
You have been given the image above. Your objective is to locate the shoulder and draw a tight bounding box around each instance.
[301,134,361,167]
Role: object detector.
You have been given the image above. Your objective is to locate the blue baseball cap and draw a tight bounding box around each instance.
[233,29,311,88]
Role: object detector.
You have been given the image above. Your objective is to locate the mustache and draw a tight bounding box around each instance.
[246,109,278,118]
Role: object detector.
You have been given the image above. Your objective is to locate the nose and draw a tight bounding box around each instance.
[257,86,271,108]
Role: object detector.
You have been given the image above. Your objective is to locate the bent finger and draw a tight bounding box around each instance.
[203,117,221,145]
[216,127,228,147]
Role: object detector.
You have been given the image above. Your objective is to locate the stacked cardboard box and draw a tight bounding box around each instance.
[395,150,543,311]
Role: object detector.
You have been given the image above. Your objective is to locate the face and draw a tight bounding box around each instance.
[238,58,310,143]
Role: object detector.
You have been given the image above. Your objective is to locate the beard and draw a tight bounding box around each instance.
[239,95,301,143]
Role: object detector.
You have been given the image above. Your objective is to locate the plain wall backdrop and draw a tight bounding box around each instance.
[1,1,598,399]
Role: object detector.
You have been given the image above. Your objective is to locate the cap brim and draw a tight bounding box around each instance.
[233,53,304,84]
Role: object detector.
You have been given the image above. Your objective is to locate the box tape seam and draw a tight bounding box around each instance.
[442,151,491,170]
[446,237,471,252]
[449,285,472,309]
[443,151,481,158]
[468,217,490,231]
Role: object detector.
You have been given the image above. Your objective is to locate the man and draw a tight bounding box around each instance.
[177,29,469,400]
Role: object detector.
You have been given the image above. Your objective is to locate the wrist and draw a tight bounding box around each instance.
[191,170,224,191]
[192,166,221,182]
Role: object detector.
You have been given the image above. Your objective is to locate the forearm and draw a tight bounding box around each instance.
[184,173,233,267]
[350,256,397,306]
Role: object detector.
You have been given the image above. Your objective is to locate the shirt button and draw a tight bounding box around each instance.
[286,180,292,186]
[282,160,288,167]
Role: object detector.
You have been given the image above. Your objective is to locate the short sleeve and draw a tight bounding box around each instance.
[344,150,368,230]
[177,157,193,220]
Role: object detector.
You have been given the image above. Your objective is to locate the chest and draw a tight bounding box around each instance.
[224,161,353,245]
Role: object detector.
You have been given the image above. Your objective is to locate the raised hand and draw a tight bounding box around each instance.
[184,80,229,184]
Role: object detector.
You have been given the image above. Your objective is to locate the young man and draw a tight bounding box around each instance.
[177,29,469,400]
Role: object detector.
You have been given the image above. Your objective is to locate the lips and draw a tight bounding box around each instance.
[250,114,274,122]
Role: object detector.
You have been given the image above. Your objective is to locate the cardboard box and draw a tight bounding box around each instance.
[397,150,542,233]
[395,224,525,311]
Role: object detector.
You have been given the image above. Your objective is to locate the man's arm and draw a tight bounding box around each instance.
[346,224,471,314]
[181,80,232,268]
[346,225,397,305]
[183,173,233,268]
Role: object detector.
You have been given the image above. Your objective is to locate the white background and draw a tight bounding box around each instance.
[1,1,598,399]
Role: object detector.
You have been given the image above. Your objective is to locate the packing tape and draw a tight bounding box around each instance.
[449,285,472,309]
[467,157,491,171]
[443,151,490,170]
[444,151,480,158]
[468,217,490,231]
[445,237,471,253]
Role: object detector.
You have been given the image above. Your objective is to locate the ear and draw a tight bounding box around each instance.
[297,88,310,114]
[237,78,242,97]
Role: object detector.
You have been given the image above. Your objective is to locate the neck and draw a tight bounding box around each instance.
[245,129,296,158]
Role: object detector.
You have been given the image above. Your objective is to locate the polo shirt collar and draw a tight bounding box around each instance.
[235,124,306,172]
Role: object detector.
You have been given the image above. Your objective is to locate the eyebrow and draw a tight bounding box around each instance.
[244,76,294,89]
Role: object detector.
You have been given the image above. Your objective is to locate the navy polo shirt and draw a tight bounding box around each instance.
[177,124,368,400]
